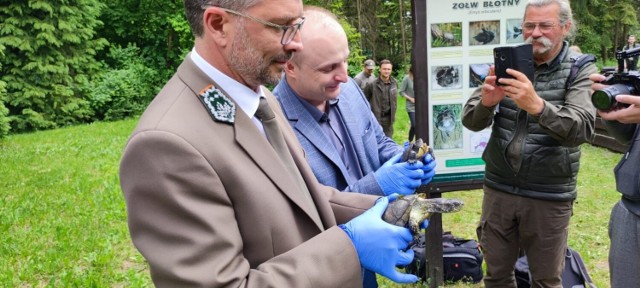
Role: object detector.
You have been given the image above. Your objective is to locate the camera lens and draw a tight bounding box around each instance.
[592,90,616,110]
[592,84,635,110]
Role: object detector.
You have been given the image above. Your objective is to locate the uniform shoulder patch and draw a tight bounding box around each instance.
[198,84,236,124]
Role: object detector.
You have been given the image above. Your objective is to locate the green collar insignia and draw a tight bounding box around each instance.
[198,84,236,124]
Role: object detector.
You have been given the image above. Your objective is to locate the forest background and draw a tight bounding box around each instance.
[0,0,638,138]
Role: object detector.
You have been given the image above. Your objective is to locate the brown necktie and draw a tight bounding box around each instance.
[255,97,321,225]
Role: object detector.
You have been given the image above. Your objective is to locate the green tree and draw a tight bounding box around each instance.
[308,0,413,73]
[373,0,413,73]
[86,44,158,121]
[572,0,638,64]
[0,1,108,132]
[305,0,367,76]
[0,43,10,138]
[97,0,192,82]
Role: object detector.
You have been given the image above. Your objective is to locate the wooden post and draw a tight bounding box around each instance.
[410,1,444,287]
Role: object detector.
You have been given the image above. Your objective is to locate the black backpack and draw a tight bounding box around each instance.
[515,247,596,288]
[406,232,483,283]
[565,53,596,89]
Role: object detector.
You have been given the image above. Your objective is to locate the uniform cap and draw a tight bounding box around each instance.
[364,59,375,69]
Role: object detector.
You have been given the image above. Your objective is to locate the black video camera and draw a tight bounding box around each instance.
[592,47,640,110]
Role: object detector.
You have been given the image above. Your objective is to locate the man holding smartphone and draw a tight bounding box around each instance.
[462,0,597,287]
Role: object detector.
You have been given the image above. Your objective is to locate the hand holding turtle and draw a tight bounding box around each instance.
[401,138,437,185]
[383,193,464,242]
[420,153,437,185]
[340,194,421,283]
[374,153,424,196]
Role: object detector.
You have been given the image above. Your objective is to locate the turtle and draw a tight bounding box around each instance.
[401,138,434,164]
[382,193,464,241]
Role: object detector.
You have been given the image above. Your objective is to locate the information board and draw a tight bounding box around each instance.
[425,0,528,186]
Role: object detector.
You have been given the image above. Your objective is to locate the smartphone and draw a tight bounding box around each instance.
[493,43,534,85]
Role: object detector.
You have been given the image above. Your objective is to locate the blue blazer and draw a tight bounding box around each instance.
[274,77,402,195]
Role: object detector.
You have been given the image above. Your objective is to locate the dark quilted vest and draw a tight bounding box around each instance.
[483,44,581,201]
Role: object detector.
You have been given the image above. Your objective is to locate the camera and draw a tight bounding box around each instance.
[592,47,640,110]
[591,72,640,110]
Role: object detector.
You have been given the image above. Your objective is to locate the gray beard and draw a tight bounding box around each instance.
[229,25,282,87]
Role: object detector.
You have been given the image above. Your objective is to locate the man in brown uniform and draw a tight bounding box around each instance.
[364,59,398,137]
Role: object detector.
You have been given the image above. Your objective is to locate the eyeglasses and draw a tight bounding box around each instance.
[217,7,305,45]
[522,21,558,33]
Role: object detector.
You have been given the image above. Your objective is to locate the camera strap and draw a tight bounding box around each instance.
[565,54,596,90]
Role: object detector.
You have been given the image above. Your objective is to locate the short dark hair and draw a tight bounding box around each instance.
[184,0,260,37]
[380,59,392,66]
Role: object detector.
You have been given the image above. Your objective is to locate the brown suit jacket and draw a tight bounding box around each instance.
[120,55,379,287]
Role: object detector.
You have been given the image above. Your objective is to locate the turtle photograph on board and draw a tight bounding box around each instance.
[469,63,491,88]
[431,65,462,90]
[469,20,500,46]
[430,22,462,48]
[433,104,463,150]
[506,18,524,43]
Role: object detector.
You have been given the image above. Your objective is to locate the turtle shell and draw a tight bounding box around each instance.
[382,194,419,227]
[383,194,465,239]
[401,138,434,164]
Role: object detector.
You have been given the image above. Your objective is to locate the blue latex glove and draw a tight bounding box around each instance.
[374,153,424,195]
[342,195,418,283]
[421,219,430,229]
[419,153,437,185]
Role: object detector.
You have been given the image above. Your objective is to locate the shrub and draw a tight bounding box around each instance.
[0,1,107,133]
[87,45,159,121]
[0,80,10,139]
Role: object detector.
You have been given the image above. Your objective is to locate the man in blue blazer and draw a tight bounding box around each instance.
[273,8,436,287]
[273,7,436,198]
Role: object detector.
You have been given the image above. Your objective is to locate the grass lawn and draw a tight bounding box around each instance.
[0,97,621,287]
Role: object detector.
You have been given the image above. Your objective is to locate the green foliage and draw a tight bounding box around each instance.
[86,45,159,121]
[571,0,638,61]
[98,0,192,83]
[0,1,108,132]
[0,0,637,137]
[0,46,10,139]
[340,18,367,77]
[304,1,367,79]
[371,0,413,71]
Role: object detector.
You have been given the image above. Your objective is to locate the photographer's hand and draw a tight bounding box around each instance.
[499,68,545,115]
[598,95,640,123]
[590,73,640,124]
[589,73,609,92]
[480,66,507,108]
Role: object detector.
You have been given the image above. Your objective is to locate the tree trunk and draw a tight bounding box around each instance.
[399,0,407,63]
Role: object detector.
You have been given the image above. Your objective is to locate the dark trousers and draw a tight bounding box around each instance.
[408,111,416,141]
[478,186,573,288]
[608,200,640,288]
[377,116,394,138]
[626,57,638,71]
[362,269,378,288]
